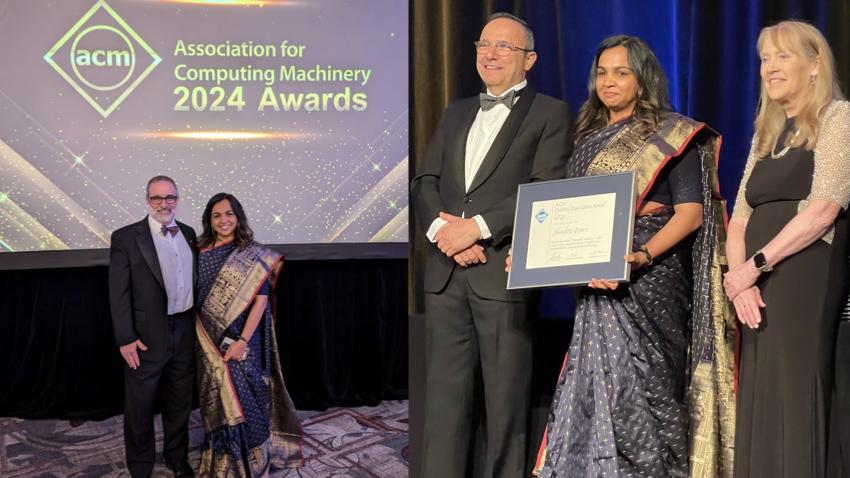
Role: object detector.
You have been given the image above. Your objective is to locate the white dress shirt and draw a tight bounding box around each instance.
[147,215,193,314]
[427,79,527,243]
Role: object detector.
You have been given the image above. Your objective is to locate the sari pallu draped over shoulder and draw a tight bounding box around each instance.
[534,113,736,478]
[195,241,303,477]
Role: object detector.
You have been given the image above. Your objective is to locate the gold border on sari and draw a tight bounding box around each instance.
[196,319,245,430]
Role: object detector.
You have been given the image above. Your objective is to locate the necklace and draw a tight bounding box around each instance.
[771,129,800,159]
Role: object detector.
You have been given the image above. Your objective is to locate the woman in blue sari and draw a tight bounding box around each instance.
[195,192,302,477]
[524,36,736,477]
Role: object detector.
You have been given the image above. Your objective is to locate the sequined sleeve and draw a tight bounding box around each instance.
[731,135,759,220]
[810,100,850,209]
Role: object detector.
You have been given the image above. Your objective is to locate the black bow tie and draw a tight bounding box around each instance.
[479,89,518,111]
[161,225,179,237]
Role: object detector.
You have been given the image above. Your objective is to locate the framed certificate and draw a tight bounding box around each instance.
[507,171,636,289]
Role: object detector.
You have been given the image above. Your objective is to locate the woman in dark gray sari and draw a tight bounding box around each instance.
[525,36,736,477]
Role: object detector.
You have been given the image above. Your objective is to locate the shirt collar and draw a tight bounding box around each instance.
[485,79,527,98]
[148,215,177,235]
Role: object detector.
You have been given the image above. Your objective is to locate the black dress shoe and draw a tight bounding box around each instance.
[165,460,194,477]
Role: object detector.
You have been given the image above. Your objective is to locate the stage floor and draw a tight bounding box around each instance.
[1,400,409,477]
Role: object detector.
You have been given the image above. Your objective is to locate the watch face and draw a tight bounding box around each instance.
[754,252,768,270]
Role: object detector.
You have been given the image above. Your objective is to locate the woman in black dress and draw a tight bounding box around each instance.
[724,20,850,478]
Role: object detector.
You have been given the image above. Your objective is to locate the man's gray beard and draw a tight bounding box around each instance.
[151,209,175,223]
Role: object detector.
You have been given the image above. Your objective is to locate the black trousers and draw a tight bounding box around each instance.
[422,267,533,478]
[123,311,195,478]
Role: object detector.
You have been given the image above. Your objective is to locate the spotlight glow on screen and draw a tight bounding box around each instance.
[0,0,409,253]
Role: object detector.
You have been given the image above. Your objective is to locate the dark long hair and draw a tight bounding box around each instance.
[574,35,672,142]
[197,193,254,249]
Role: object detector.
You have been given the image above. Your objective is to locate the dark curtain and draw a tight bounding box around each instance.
[276,259,408,408]
[409,1,850,476]
[0,259,407,419]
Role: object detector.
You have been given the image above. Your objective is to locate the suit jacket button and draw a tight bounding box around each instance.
[464,197,471,204]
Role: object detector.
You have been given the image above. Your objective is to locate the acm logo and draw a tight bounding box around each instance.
[71,25,136,91]
[44,0,160,118]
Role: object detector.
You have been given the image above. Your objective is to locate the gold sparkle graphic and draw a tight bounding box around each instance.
[141,131,298,140]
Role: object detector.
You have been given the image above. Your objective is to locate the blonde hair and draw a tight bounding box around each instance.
[754,20,845,157]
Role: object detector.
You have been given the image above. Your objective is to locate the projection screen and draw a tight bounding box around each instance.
[0,0,409,266]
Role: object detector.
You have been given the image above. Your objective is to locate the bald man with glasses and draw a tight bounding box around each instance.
[411,12,572,478]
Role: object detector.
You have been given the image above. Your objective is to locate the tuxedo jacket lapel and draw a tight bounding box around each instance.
[136,218,165,290]
[177,222,197,291]
[450,101,480,193]
[467,87,537,194]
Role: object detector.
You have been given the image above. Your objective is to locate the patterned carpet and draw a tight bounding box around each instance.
[1,401,408,477]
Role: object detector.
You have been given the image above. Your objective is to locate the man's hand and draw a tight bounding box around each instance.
[119,339,148,370]
[453,244,487,268]
[435,212,481,256]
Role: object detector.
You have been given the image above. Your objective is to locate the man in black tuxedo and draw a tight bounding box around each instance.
[109,175,196,478]
[411,13,572,477]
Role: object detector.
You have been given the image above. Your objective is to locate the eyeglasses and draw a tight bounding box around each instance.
[474,40,532,56]
[148,195,178,205]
